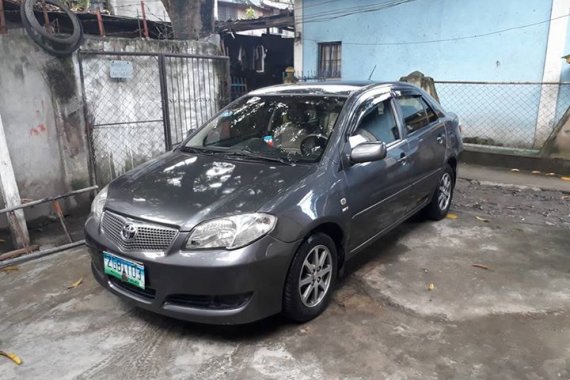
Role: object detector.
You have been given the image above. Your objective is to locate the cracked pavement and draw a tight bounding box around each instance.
[1,177,570,379]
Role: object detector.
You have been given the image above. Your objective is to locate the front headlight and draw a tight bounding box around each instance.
[186,213,277,250]
[90,185,108,223]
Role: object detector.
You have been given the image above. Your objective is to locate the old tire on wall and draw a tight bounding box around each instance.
[21,0,83,57]
[23,0,82,45]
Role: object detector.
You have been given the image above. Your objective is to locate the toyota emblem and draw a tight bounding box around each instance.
[121,224,138,241]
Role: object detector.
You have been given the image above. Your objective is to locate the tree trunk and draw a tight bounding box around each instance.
[162,0,215,40]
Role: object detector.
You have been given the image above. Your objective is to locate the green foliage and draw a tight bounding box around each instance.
[63,0,90,11]
[245,7,256,19]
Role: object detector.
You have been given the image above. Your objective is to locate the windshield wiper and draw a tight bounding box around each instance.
[180,146,220,155]
[225,149,296,166]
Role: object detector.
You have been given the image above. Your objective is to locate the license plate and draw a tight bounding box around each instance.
[103,252,145,289]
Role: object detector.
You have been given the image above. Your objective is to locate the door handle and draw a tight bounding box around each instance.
[397,152,407,165]
[436,134,444,144]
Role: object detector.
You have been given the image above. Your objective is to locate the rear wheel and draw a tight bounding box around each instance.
[282,233,337,322]
[424,164,455,220]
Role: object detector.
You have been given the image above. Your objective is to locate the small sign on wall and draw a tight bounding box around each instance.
[110,60,133,79]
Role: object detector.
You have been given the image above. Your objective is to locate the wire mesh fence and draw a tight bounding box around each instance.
[80,53,165,187]
[292,75,570,150]
[80,51,230,187]
[435,81,570,149]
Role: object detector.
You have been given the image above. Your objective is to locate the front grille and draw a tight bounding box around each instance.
[101,211,178,252]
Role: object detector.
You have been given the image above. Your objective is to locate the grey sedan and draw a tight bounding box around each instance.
[85,81,463,324]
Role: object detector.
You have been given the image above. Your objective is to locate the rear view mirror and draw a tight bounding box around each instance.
[350,142,387,164]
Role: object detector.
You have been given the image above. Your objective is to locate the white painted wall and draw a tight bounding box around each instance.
[534,0,570,147]
[0,111,30,248]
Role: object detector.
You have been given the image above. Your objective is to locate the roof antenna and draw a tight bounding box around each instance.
[368,65,377,81]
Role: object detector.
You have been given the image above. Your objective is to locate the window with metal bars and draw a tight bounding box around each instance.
[318,42,342,79]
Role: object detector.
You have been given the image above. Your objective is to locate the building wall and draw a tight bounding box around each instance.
[301,0,553,81]
[299,0,570,148]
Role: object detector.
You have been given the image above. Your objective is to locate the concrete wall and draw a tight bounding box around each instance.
[0,32,223,229]
[299,0,570,149]
[0,30,90,228]
[552,116,570,158]
[556,4,570,129]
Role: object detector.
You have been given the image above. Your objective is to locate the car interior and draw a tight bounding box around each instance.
[355,100,400,144]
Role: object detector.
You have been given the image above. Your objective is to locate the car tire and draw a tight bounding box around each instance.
[424,164,455,221]
[282,232,338,323]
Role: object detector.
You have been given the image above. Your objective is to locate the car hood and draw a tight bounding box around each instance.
[105,151,316,230]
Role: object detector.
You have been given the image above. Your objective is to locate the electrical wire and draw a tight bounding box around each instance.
[302,12,570,46]
[301,0,418,23]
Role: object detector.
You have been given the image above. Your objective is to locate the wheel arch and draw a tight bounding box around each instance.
[447,156,458,179]
[300,220,347,276]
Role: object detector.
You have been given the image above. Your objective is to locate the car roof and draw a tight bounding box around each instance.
[249,81,410,97]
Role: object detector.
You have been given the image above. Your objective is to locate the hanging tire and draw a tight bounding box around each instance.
[282,232,338,322]
[23,0,82,45]
[20,0,83,57]
[424,164,455,220]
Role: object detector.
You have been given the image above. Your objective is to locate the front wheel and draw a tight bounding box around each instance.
[424,164,455,220]
[282,233,338,322]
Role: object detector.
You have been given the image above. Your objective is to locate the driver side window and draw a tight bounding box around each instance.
[353,99,400,144]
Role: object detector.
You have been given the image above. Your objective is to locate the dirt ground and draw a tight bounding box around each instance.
[454,177,570,228]
[1,177,570,379]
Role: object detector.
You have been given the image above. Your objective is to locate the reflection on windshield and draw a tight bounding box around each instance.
[184,95,346,163]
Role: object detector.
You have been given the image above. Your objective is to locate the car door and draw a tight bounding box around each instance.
[342,93,413,253]
[394,90,447,211]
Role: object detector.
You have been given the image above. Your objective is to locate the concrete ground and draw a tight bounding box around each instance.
[459,163,570,193]
[1,175,570,379]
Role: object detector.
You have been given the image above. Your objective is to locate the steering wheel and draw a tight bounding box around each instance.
[300,134,328,156]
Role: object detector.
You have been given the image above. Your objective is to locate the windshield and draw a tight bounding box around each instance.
[184,95,346,163]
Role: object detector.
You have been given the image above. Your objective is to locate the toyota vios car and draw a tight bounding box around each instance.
[85,81,463,324]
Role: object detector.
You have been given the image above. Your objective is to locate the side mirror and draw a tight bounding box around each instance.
[350,142,387,164]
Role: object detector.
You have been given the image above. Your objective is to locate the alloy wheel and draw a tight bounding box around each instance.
[298,244,333,308]
[438,172,452,211]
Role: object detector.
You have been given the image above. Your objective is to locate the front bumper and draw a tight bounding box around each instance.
[85,215,299,325]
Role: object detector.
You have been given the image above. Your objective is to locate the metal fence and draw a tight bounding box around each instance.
[292,76,570,150]
[79,51,230,187]
[231,76,248,100]
[164,55,230,144]
[435,81,570,149]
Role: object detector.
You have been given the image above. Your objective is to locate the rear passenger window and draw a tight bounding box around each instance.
[423,98,439,124]
[396,96,438,134]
